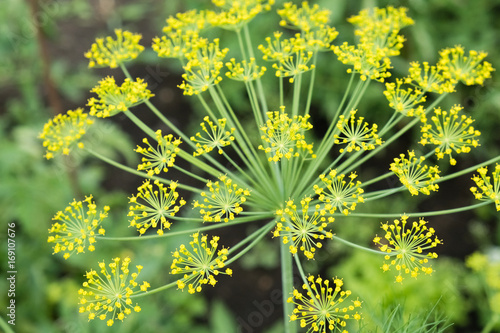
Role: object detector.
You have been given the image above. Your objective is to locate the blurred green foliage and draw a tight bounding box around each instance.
[0,0,499,332]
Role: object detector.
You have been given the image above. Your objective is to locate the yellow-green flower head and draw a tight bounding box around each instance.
[438,45,494,86]
[209,0,274,31]
[348,6,414,55]
[287,275,362,332]
[258,107,315,162]
[334,6,413,82]
[152,29,200,60]
[470,164,500,211]
[274,197,334,260]
[87,77,154,118]
[193,175,250,222]
[78,257,150,326]
[48,195,108,260]
[275,37,315,83]
[373,215,442,283]
[333,109,383,153]
[171,232,232,294]
[135,130,182,176]
[84,29,144,69]
[313,170,364,215]
[259,33,316,82]
[178,38,229,96]
[390,151,440,196]
[408,61,456,94]
[333,41,393,82]
[302,25,339,52]
[191,116,235,156]
[277,2,331,32]
[226,57,267,82]
[128,180,186,235]
[419,105,480,165]
[39,108,94,160]
[163,9,209,35]
[383,78,426,117]
[258,31,294,62]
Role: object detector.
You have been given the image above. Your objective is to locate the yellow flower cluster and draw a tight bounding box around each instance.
[259,32,316,82]
[152,10,206,60]
[210,0,274,31]
[135,130,182,176]
[191,116,235,156]
[408,61,455,94]
[287,275,362,332]
[373,216,442,283]
[419,105,480,165]
[383,78,426,117]
[85,29,144,68]
[277,2,338,52]
[470,164,500,211]
[128,180,186,235]
[87,77,154,118]
[39,108,94,159]
[390,151,440,196]
[275,197,334,260]
[178,38,229,95]
[277,1,330,31]
[333,6,414,81]
[333,109,383,153]
[193,175,250,222]
[313,170,364,215]
[171,232,232,294]
[78,257,150,326]
[48,195,108,260]
[258,108,315,162]
[225,57,267,82]
[439,45,494,86]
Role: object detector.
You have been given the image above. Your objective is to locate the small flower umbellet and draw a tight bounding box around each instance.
[128,180,186,235]
[171,232,232,294]
[390,151,440,196]
[438,45,494,86]
[383,78,426,117]
[193,175,250,222]
[288,275,362,332]
[333,109,383,153]
[373,215,442,283]
[87,76,154,118]
[135,130,182,176]
[470,164,500,211]
[275,197,334,260]
[314,170,364,215]
[48,195,108,260]
[191,116,235,156]
[419,104,481,165]
[84,29,144,69]
[39,108,94,159]
[78,257,150,326]
[259,107,315,162]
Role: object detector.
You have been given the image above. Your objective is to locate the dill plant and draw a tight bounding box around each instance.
[40,1,498,331]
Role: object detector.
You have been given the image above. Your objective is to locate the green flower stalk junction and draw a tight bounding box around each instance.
[39,1,498,331]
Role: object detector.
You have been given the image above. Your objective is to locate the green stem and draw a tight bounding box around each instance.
[0,316,15,333]
[84,147,201,193]
[281,236,297,333]
[331,235,384,254]
[132,280,178,298]
[225,221,275,265]
[340,201,490,219]
[99,213,274,241]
